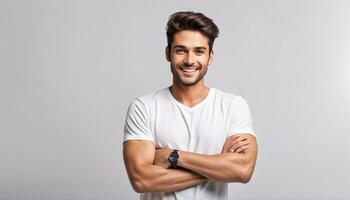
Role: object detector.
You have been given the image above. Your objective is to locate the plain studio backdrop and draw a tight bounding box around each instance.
[1,0,349,199]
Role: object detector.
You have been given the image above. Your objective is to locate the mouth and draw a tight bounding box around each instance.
[179,66,199,75]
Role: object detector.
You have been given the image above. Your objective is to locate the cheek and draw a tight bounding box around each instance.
[171,56,183,65]
[198,58,210,66]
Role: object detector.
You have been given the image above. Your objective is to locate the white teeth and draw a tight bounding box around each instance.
[182,68,196,72]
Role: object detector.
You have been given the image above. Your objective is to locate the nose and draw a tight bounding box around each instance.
[184,52,195,66]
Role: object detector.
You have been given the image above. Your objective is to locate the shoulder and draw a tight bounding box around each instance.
[211,87,246,106]
[129,87,169,109]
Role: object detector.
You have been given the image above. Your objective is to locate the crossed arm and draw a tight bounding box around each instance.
[123,133,258,193]
[123,140,207,193]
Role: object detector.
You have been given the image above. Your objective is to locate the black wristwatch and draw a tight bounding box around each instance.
[168,150,179,168]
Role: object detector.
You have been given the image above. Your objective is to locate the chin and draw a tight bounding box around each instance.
[178,77,201,86]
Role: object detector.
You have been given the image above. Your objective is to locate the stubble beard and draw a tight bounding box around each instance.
[171,63,208,87]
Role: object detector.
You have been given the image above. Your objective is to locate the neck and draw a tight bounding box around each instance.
[169,80,209,108]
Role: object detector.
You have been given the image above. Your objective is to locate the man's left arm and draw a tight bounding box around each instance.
[155,133,258,183]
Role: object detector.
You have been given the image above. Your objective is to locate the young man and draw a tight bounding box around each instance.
[123,11,258,200]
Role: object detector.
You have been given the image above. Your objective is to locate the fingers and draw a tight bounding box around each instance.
[227,136,250,153]
[229,141,250,153]
[222,134,240,152]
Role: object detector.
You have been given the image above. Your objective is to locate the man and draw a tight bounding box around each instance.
[123,11,258,200]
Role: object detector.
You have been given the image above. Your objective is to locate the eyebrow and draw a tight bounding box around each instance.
[173,45,208,50]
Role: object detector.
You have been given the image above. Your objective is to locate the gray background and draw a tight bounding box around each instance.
[1,0,349,199]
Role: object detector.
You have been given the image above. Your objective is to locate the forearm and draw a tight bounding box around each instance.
[129,163,207,193]
[124,140,207,193]
[177,151,252,183]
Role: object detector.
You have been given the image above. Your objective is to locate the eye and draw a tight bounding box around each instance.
[196,50,205,55]
[175,49,185,54]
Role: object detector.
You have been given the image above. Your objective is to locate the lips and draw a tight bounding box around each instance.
[179,66,199,73]
[182,68,197,72]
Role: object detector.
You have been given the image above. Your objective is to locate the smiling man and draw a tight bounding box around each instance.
[123,11,258,200]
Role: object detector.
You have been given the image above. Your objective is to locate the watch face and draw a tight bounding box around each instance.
[168,150,178,168]
[169,153,176,161]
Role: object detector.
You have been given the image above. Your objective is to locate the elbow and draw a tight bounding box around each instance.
[217,166,252,183]
[239,173,252,184]
[127,165,168,193]
[223,164,254,183]
[129,171,150,193]
[133,181,145,193]
[131,178,148,193]
[127,165,155,193]
[238,166,254,184]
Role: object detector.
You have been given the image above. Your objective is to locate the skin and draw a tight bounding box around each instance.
[165,30,213,107]
[123,30,258,193]
[154,134,257,183]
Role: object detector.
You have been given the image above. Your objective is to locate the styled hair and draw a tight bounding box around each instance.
[166,11,219,52]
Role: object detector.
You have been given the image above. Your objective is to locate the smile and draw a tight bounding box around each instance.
[180,67,198,73]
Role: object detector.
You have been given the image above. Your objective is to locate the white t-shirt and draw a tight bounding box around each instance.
[124,87,256,200]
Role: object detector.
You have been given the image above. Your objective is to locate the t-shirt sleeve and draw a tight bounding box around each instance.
[123,98,154,143]
[228,96,256,137]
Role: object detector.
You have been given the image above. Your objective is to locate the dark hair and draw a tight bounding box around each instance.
[166,11,219,52]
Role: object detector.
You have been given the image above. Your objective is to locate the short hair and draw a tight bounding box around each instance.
[166,11,219,53]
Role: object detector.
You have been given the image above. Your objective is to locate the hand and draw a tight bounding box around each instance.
[154,148,173,168]
[222,134,250,154]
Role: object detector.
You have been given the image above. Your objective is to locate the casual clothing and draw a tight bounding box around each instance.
[124,87,256,200]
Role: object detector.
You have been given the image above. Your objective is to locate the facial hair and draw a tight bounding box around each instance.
[171,62,208,87]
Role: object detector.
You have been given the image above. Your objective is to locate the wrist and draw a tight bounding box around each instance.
[168,149,179,168]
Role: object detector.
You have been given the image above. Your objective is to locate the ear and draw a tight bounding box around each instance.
[165,46,171,62]
[208,50,214,65]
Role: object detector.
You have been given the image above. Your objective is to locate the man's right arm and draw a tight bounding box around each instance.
[123,140,207,193]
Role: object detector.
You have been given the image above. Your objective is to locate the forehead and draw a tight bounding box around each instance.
[172,30,209,49]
